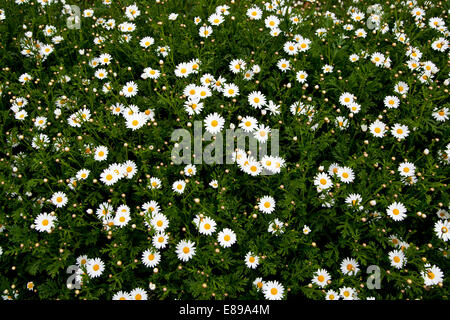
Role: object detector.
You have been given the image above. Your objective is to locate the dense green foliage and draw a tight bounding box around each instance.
[0,0,449,300]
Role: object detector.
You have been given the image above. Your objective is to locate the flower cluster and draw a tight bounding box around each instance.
[0,0,448,301]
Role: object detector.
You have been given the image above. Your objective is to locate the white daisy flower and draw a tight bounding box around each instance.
[253,278,265,291]
[217,228,237,248]
[197,216,216,236]
[339,92,356,106]
[434,219,449,242]
[199,25,213,38]
[296,70,308,83]
[339,287,356,300]
[369,119,386,138]
[130,288,147,300]
[314,172,333,190]
[223,83,239,98]
[337,166,355,183]
[121,81,138,97]
[391,123,409,140]
[122,160,138,179]
[176,239,196,262]
[245,252,260,269]
[172,180,186,194]
[262,280,284,300]
[254,125,271,143]
[248,91,267,109]
[258,196,276,214]
[312,269,331,288]
[209,179,218,188]
[325,290,340,300]
[152,232,169,249]
[140,36,154,48]
[141,249,161,268]
[149,177,162,190]
[86,258,105,278]
[184,164,197,176]
[384,95,400,109]
[94,146,108,161]
[398,162,415,177]
[421,264,444,286]
[204,112,225,135]
[303,225,311,235]
[386,202,407,221]
[340,257,360,276]
[239,116,258,132]
[34,212,57,233]
[112,291,132,300]
[125,113,147,131]
[150,213,169,232]
[114,210,131,228]
[51,192,68,208]
[388,249,407,269]
[100,168,119,186]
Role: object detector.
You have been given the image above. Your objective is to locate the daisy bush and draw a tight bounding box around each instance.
[0,0,449,301]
